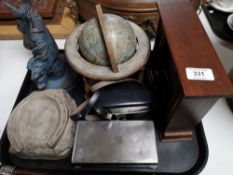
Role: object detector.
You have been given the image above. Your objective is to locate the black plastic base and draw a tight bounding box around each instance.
[0,71,208,175]
[202,5,233,42]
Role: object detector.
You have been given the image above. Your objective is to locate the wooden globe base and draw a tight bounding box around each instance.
[83,67,145,98]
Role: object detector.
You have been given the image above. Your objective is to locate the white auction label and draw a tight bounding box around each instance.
[186,67,215,81]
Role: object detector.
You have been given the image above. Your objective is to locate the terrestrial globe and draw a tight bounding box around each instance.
[65,12,150,81]
[78,14,137,66]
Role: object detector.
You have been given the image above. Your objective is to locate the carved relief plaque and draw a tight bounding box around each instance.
[0,0,66,24]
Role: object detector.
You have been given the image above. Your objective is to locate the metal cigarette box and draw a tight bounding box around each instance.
[72,120,158,172]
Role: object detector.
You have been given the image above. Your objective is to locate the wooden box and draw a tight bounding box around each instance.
[75,0,159,38]
[69,0,201,38]
[152,0,233,140]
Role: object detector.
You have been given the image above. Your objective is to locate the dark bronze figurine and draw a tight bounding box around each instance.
[2,0,78,89]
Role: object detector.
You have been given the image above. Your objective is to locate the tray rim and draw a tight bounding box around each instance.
[0,70,209,175]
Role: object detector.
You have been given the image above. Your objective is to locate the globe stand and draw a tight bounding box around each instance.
[65,4,150,97]
[83,67,145,98]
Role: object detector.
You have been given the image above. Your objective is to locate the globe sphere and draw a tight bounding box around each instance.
[78,14,137,66]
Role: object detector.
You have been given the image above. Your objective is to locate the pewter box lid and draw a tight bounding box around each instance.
[72,120,158,164]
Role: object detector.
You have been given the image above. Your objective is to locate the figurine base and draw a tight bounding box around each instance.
[39,51,81,91]
[45,65,80,91]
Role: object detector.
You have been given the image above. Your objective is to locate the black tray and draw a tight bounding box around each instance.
[0,71,208,175]
[202,5,233,42]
